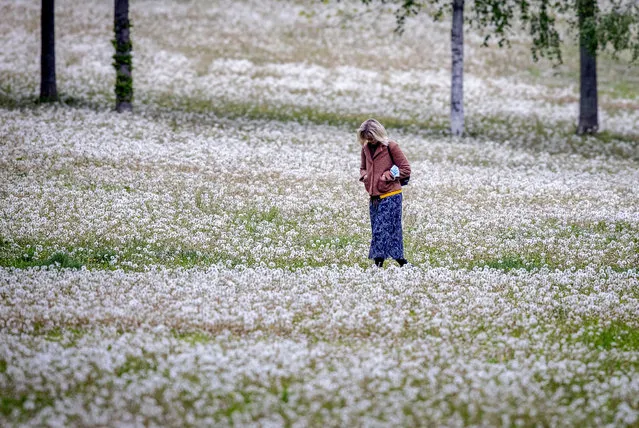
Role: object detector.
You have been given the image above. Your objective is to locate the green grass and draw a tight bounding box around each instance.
[149,92,449,135]
[2,87,637,161]
[2,234,637,273]
[580,320,639,351]
[172,330,215,345]
[304,234,364,251]
[555,220,637,240]
[115,355,157,377]
[42,327,87,347]
[602,79,639,100]
[476,255,542,271]
[466,114,639,153]
[215,391,254,422]
[149,93,639,156]
[0,392,55,418]
[0,239,364,271]
[5,250,85,270]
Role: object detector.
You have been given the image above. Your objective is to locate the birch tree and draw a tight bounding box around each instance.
[357,0,639,136]
[395,0,639,135]
[40,0,57,102]
[450,0,464,136]
[523,0,639,134]
[360,0,530,136]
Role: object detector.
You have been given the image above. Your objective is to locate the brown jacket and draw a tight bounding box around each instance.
[360,141,411,196]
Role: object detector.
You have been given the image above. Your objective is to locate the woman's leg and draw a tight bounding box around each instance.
[384,194,405,260]
[395,258,408,267]
[369,199,382,262]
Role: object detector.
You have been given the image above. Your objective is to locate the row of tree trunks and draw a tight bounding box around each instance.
[39,0,132,112]
[39,0,605,130]
[448,0,600,137]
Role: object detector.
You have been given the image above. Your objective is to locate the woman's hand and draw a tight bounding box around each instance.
[381,170,395,181]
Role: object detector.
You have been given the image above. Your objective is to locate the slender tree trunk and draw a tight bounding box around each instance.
[451,0,464,136]
[40,0,57,102]
[114,0,133,112]
[577,0,598,134]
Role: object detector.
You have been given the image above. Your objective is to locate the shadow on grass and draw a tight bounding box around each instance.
[0,91,109,112]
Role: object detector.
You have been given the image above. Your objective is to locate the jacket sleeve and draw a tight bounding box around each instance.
[359,148,367,182]
[390,142,411,180]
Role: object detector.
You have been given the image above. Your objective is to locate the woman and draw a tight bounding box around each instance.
[358,119,411,268]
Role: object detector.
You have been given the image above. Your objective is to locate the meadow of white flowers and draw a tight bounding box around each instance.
[1,0,638,426]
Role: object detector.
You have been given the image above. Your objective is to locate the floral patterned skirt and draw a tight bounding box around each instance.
[368,193,404,260]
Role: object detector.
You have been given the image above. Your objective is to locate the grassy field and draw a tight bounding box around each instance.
[1,0,638,426]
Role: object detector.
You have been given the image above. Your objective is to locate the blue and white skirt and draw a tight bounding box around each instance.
[369,193,404,260]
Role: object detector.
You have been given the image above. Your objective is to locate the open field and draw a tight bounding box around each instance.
[1,0,638,426]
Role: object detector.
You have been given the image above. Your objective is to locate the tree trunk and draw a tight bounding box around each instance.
[577,0,598,134]
[114,0,133,112]
[40,0,57,102]
[451,0,464,136]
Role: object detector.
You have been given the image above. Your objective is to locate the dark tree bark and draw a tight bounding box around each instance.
[40,0,57,102]
[114,0,133,112]
[451,0,465,136]
[577,0,598,134]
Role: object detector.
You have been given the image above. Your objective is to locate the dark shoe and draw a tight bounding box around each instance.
[395,258,408,267]
[374,258,385,268]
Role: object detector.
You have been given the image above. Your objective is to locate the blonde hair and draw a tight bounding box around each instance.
[357,119,389,146]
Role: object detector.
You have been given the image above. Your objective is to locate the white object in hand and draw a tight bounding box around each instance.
[390,165,400,178]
